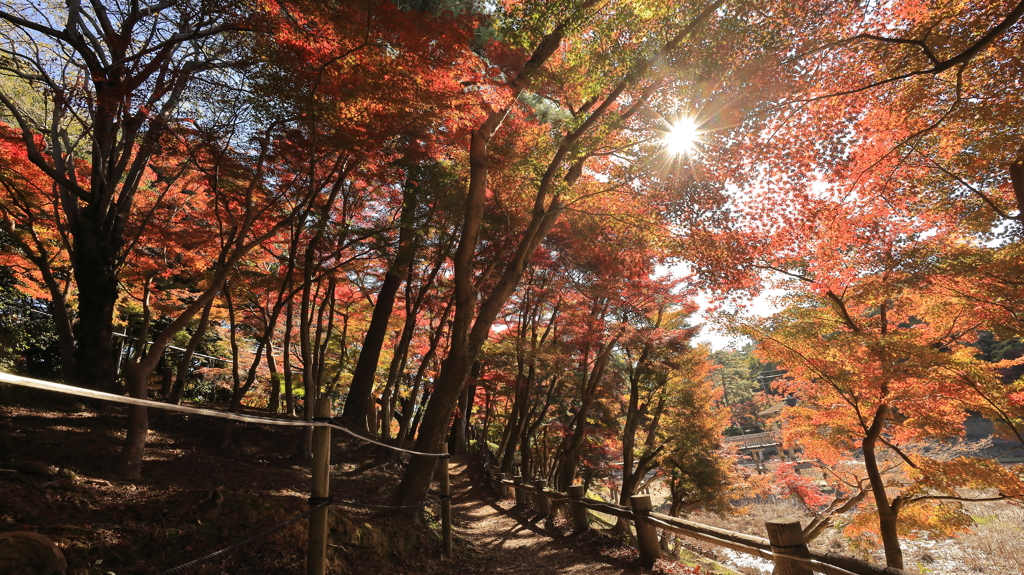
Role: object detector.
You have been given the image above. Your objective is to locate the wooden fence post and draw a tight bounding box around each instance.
[498,472,509,498]
[631,494,661,569]
[532,479,550,517]
[766,520,812,575]
[307,397,332,575]
[513,475,527,506]
[568,485,589,533]
[441,449,452,558]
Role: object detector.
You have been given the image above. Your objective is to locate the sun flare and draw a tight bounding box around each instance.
[662,118,701,155]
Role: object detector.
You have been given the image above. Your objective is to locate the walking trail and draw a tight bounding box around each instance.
[445,454,648,574]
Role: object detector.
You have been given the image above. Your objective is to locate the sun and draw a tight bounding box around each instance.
[662,117,701,156]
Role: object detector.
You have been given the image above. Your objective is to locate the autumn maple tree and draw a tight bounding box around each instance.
[0,0,256,392]
[2,8,1021,573]
[389,0,829,509]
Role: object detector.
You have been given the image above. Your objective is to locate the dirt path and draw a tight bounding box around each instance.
[446,454,646,574]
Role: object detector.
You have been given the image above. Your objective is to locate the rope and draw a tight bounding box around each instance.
[154,499,331,575]
[0,373,313,427]
[0,372,449,457]
[2,371,458,570]
[314,417,450,458]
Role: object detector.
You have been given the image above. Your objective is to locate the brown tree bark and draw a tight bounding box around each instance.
[556,334,617,491]
[0,4,244,394]
[283,301,296,416]
[862,403,904,570]
[267,343,281,414]
[392,0,726,507]
[169,299,214,405]
[342,182,420,429]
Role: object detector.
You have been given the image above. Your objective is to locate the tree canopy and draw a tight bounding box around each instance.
[1,0,1023,568]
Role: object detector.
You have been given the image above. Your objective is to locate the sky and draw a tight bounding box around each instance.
[690,288,785,350]
[659,263,785,351]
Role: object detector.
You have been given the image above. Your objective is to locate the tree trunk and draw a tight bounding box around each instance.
[382,243,450,439]
[862,403,903,570]
[408,388,429,442]
[342,184,419,429]
[396,294,454,443]
[159,365,173,396]
[70,250,119,391]
[618,339,657,529]
[557,339,615,490]
[392,3,611,507]
[169,299,214,405]
[267,343,281,414]
[117,360,150,480]
[448,374,471,455]
[117,267,231,477]
[463,377,478,451]
[499,362,530,473]
[283,301,296,416]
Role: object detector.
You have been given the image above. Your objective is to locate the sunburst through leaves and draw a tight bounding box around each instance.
[662,117,701,156]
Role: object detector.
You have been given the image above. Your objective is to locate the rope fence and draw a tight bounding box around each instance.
[0,371,454,574]
[0,372,449,458]
[476,442,908,575]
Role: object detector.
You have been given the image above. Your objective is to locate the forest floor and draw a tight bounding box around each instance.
[0,385,731,575]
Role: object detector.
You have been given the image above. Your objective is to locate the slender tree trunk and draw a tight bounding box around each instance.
[378,330,403,440]
[499,359,529,473]
[117,277,154,480]
[396,294,454,443]
[267,343,281,414]
[3,211,78,380]
[449,366,474,455]
[229,337,269,412]
[225,284,242,404]
[381,289,416,440]
[617,340,656,529]
[298,272,318,462]
[408,388,429,441]
[863,403,903,570]
[342,184,419,429]
[520,375,559,479]
[169,299,214,405]
[283,301,296,416]
[557,338,615,490]
[396,386,418,445]
[381,244,449,438]
[31,259,77,380]
[463,376,478,449]
[118,361,150,479]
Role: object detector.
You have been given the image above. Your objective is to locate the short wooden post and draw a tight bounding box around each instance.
[307,397,332,575]
[532,479,550,517]
[753,449,765,474]
[631,494,661,569]
[568,485,589,533]
[498,472,509,498]
[766,520,812,575]
[440,450,452,557]
[513,475,527,506]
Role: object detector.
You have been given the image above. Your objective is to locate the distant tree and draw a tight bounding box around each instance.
[745,275,1024,569]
